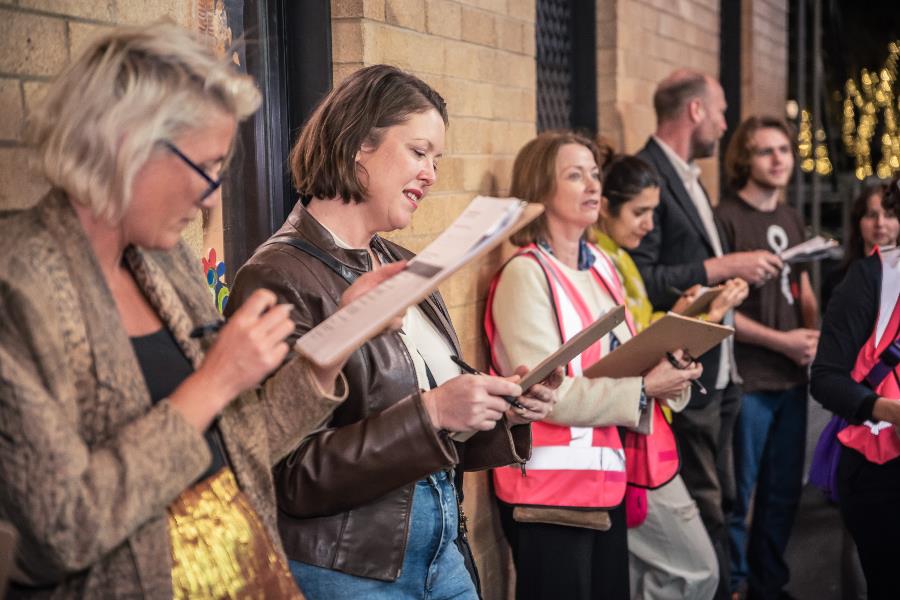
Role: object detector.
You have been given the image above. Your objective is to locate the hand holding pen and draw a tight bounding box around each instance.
[420,363,523,435]
[642,349,704,403]
[167,289,295,433]
[450,355,528,410]
[666,351,707,395]
[450,356,560,425]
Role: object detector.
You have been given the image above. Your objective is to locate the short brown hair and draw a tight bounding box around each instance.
[653,72,708,123]
[290,65,448,203]
[724,115,796,191]
[509,131,602,246]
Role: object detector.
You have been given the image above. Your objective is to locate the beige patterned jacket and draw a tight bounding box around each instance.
[0,191,345,598]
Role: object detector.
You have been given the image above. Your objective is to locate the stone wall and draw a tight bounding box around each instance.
[741,0,789,119]
[0,0,196,210]
[597,0,723,198]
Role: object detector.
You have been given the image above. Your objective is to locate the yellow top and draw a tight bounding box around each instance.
[595,231,663,332]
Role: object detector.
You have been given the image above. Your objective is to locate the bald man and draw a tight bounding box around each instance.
[628,70,783,600]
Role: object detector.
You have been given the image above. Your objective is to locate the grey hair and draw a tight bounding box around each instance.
[26,20,261,222]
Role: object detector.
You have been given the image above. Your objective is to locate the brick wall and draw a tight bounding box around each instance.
[0,1,195,209]
[597,0,723,198]
[0,0,232,253]
[331,1,536,596]
[741,0,788,119]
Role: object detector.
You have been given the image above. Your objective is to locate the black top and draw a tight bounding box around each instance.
[716,193,809,392]
[810,254,881,423]
[131,328,226,481]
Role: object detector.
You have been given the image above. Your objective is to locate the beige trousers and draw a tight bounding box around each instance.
[628,475,719,600]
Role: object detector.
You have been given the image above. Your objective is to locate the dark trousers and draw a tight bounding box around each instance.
[670,382,742,600]
[728,385,807,599]
[498,500,629,600]
[837,446,900,600]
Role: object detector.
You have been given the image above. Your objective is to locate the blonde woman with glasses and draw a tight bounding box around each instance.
[0,22,390,599]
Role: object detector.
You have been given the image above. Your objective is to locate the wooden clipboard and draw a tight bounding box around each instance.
[518,305,626,389]
[583,312,733,379]
[680,286,724,318]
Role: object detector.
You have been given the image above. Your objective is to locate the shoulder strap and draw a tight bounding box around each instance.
[261,235,359,285]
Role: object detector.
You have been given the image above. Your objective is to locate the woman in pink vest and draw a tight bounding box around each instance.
[485,131,702,600]
[811,178,900,600]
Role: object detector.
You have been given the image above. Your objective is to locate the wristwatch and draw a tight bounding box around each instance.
[639,378,649,413]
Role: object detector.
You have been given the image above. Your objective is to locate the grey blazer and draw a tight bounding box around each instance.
[0,191,344,598]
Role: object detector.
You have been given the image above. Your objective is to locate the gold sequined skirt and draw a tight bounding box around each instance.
[167,467,302,599]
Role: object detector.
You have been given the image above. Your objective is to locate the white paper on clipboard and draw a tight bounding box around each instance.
[295,197,539,368]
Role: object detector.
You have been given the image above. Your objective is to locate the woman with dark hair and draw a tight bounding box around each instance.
[821,183,899,309]
[485,131,703,600]
[811,181,897,600]
[226,64,557,599]
[811,178,900,599]
[596,154,747,600]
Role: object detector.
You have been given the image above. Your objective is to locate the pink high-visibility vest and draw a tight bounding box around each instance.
[839,247,900,464]
[486,243,679,509]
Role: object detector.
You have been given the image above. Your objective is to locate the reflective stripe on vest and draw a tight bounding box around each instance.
[839,247,900,464]
[587,246,679,489]
[486,243,677,509]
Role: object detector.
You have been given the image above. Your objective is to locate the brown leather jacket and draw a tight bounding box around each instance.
[227,203,531,582]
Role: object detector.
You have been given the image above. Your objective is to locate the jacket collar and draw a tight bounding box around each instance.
[280,201,462,357]
[282,202,400,272]
[643,137,715,252]
[43,191,211,397]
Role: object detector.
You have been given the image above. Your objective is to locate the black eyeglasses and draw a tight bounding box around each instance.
[164,140,223,202]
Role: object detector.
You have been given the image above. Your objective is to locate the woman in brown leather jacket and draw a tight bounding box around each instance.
[227,65,558,598]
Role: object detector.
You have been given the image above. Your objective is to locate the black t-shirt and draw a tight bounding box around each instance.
[716,193,809,392]
[131,328,226,482]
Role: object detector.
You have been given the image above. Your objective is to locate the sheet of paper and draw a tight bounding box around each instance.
[780,235,840,264]
[295,197,538,368]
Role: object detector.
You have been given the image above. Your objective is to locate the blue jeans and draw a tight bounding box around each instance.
[289,471,477,600]
[728,385,807,599]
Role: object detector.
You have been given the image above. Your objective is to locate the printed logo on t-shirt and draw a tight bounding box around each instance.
[766,225,793,305]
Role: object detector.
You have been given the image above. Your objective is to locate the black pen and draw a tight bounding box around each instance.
[668,285,685,296]
[449,355,528,410]
[190,321,225,338]
[665,352,707,395]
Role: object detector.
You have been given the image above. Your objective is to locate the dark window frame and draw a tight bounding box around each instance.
[221,0,332,281]
[535,0,597,135]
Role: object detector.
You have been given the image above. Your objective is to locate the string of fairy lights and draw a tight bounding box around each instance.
[839,41,900,180]
[798,107,833,176]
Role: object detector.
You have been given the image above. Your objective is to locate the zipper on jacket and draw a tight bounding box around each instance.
[501,417,529,477]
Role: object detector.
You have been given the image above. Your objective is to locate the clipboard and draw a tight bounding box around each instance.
[583,312,733,379]
[450,306,625,444]
[679,286,724,318]
[518,305,626,390]
[296,199,544,368]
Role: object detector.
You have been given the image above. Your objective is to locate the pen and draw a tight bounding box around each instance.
[665,351,708,395]
[449,355,529,410]
[190,321,225,338]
